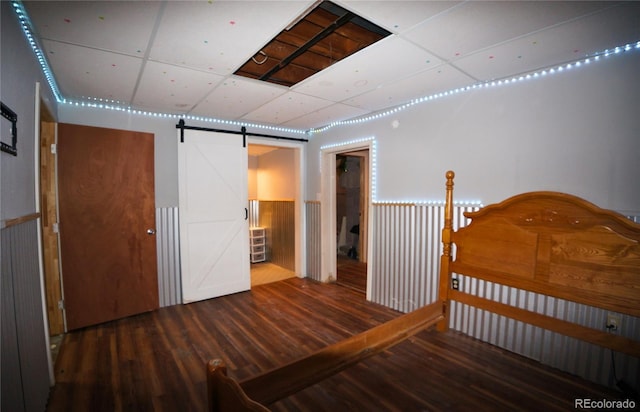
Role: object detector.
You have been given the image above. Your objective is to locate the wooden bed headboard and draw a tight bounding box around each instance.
[437,171,640,358]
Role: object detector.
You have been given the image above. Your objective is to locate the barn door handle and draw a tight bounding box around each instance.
[147,229,156,235]
[245,208,248,220]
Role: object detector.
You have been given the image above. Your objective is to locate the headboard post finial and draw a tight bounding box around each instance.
[445,170,455,181]
[438,171,456,332]
[443,171,455,257]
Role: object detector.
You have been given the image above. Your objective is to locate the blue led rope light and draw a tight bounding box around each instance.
[12,1,63,102]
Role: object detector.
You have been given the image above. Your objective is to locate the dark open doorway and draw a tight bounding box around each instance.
[335,152,367,293]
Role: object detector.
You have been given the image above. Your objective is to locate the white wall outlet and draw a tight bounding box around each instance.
[606,314,621,332]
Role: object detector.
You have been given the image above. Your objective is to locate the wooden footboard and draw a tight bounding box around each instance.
[207,360,270,412]
[207,300,443,410]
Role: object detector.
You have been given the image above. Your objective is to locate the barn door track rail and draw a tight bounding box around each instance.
[177,119,309,146]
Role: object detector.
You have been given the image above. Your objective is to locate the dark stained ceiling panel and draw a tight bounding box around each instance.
[234,1,392,87]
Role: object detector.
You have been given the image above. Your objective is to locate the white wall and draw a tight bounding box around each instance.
[305,51,640,215]
[256,148,296,200]
[248,155,258,199]
[1,2,57,220]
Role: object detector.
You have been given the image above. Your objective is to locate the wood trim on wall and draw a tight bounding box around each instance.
[40,114,64,336]
[2,213,41,229]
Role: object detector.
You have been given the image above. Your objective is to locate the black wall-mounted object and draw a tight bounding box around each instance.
[1,102,18,156]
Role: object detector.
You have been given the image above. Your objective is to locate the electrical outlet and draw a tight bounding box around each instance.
[606,314,621,332]
[451,278,460,290]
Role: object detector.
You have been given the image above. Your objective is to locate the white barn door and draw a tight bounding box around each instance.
[178,129,250,303]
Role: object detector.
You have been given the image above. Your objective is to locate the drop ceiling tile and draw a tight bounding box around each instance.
[281,102,370,129]
[345,64,476,112]
[133,61,224,113]
[403,1,615,60]
[340,1,461,34]
[242,91,334,125]
[149,1,315,75]
[454,3,640,81]
[293,36,442,102]
[191,76,288,119]
[41,39,141,103]
[25,1,160,56]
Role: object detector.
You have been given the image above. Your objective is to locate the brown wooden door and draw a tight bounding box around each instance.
[58,123,158,330]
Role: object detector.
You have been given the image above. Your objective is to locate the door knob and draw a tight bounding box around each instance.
[147,229,156,235]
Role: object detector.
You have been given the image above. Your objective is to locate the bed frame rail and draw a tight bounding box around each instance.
[208,300,443,410]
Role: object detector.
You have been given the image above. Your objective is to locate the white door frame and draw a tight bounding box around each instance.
[34,82,55,385]
[247,137,306,278]
[320,139,374,299]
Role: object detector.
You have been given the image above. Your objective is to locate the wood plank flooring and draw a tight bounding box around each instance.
[336,256,367,294]
[47,278,624,412]
[250,262,296,287]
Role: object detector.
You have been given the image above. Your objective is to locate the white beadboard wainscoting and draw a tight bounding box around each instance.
[1,219,51,411]
[155,207,182,307]
[369,203,478,313]
[305,201,322,282]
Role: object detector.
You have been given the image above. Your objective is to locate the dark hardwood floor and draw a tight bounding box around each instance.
[336,255,367,293]
[47,278,623,412]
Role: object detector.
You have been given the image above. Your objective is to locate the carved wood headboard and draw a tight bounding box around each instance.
[438,171,640,358]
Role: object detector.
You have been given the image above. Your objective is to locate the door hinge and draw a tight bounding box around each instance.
[50,143,57,154]
[58,299,65,310]
[52,222,59,233]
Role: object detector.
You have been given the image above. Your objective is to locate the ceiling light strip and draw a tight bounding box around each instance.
[12,1,63,102]
[309,40,640,135]
[59,97,308,135]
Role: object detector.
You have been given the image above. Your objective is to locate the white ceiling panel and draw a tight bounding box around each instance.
[149,1,314,75]
[337,1,461,34]
[455,2,640,81]
[403,1,615,61]
[281,102,370,129]
[41,40,142,103]
[345,64,476,112]
[27,1,160,56]
[293,36,442,102]
[17,1,640,131]
[133,61,224,113]
[191,76,288,119]
[242,91,334,125]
